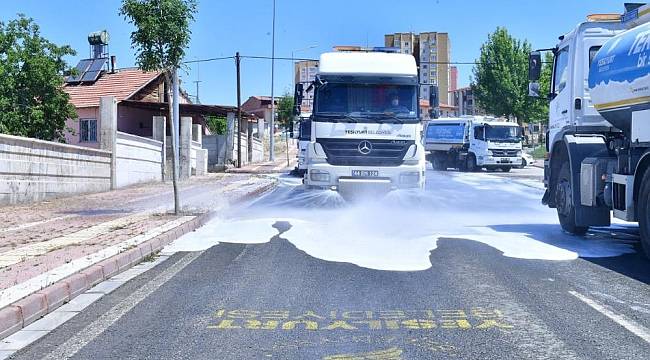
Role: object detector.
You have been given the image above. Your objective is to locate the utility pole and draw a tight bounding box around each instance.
[236,52,242,168]
[194,60,201,104]
[172,68,181,214]
[269,0,276,161]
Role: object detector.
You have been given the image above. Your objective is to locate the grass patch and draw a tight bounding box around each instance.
[531,146,547,159]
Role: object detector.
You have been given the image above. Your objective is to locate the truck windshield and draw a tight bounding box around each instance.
[485,125,520,142]
[298,120,311,141]
[315,83,417,120]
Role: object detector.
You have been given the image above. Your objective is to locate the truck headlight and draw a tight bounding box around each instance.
[516,151,522,157]
[310,170,330,182]
[402,159,420,165]
[400,171,421,184]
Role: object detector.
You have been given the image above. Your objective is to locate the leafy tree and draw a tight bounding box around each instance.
[120,0,197,215]
[472,27,548,125]
[0,15,77,141]
[276,92,294,128]
[206,116,226,135]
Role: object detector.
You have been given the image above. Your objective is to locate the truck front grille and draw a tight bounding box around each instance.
[317,138,414,167]
[491,149,519,157]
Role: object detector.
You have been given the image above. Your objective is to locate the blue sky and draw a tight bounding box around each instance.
[0,0,627,106]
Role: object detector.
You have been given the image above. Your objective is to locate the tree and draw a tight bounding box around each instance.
[120,0,197,215]
[276,92,294,129]
[206,116,226,135]
[0,15,77,141]
[472,27,548,125]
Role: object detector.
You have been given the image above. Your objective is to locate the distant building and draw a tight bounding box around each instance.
[449,87,485,116]
[385,32,451,105]
[242,96,280,136]
[450,66,458,92]
[294,60,319,113]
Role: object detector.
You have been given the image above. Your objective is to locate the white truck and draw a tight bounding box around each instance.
[528,4,650,257]
[290,113,311,177]
[424,116,523,172]
[295,51,427,196]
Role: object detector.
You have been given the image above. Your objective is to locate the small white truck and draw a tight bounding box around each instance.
[295,51,427,196]
[424,116,523,172]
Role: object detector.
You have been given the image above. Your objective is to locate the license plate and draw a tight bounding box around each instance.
[499,159,512,164]
[351,170,379,177]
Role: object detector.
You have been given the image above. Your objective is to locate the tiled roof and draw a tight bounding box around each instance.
[64,68,161,108]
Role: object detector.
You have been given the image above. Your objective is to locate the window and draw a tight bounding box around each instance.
[79,118,97,142]
[474,126,484,140]
[422,64,428,70]
[589,46,601,70]
[553,46,570,94]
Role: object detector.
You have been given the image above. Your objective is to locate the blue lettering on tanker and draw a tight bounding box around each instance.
[589,22,650,88]
[426,124,465,143]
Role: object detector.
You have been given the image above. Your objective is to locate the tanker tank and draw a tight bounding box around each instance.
[589,21,650,136]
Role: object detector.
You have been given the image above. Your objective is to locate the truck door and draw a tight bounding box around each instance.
[549,46,572,151]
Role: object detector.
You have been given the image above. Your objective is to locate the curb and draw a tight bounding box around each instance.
[0,179,277,340]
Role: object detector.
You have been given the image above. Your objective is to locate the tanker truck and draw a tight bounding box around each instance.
[528,4,650,257]
[295,50,428,197]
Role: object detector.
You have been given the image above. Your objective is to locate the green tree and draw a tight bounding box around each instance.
[0,15,77,141]
[120,0,197,215]
[206,116,226,135]
[472,27,545,125]
[276,92,294,128]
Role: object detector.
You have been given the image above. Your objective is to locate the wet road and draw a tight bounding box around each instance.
[10,168,650,359]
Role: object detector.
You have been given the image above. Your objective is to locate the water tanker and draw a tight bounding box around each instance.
[528,3,650,259]
[589,21,650,137]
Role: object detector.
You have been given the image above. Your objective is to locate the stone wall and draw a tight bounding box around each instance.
[0,134,112,205]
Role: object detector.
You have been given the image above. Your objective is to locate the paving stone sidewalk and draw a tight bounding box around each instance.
[0,173,276,317]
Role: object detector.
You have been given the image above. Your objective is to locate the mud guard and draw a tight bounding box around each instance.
[564,135,611,227]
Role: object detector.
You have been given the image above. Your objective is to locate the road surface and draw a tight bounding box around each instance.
[9,167,650,359]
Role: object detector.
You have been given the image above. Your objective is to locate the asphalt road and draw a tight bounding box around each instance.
[10,167,650,360]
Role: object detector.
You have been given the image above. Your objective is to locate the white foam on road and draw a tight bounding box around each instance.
[164,170,637,271]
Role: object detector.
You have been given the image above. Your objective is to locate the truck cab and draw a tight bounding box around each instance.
[424,116,522,172]
[301,51,426,196]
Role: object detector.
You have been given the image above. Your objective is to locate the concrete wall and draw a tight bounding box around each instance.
[0,134,112,205]
[204,132,264,170]
[115,132,163,188]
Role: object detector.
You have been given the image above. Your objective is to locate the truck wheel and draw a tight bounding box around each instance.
[522,158,527,167]
[637,170,650,258]
[556,162,588,236]
[500,166,511,173]
[466,154,478,172]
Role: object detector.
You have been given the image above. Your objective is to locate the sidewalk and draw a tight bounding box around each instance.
[0,173,276,338]
[227,146,298,174]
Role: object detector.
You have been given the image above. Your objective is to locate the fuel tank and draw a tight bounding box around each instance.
[589,22,650,136]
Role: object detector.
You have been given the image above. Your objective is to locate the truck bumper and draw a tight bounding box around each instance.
[305,163,425,191]
[477,156,521,167]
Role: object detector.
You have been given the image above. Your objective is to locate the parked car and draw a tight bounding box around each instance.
[520,152,535,167]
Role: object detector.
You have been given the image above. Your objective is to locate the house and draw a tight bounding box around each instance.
[64,67,207,148]
[242,96,279,137]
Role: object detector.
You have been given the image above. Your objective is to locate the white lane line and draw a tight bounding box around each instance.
[0,255,171,358]
[42,252,200,360]
[569,290,650,344]
[0,215,77,234]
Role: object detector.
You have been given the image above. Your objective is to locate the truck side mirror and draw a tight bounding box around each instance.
[293,83,304,116]
[429,85,439,119]
[528,52,541,81]
[528,82,541,98]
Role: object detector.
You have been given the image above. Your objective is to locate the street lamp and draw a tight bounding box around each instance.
[269,0,276,161]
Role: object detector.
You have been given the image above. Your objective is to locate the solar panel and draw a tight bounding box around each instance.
[80,58,108,83]
[66,59,93,83]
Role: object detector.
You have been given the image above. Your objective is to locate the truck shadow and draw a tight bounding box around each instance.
[489,223,650,284]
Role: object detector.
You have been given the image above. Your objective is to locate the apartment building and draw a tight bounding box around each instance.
[385,32,451,105]
[294,60,319,113]
[449,87,485,116]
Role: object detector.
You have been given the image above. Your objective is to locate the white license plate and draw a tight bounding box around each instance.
[351,170,379,177]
